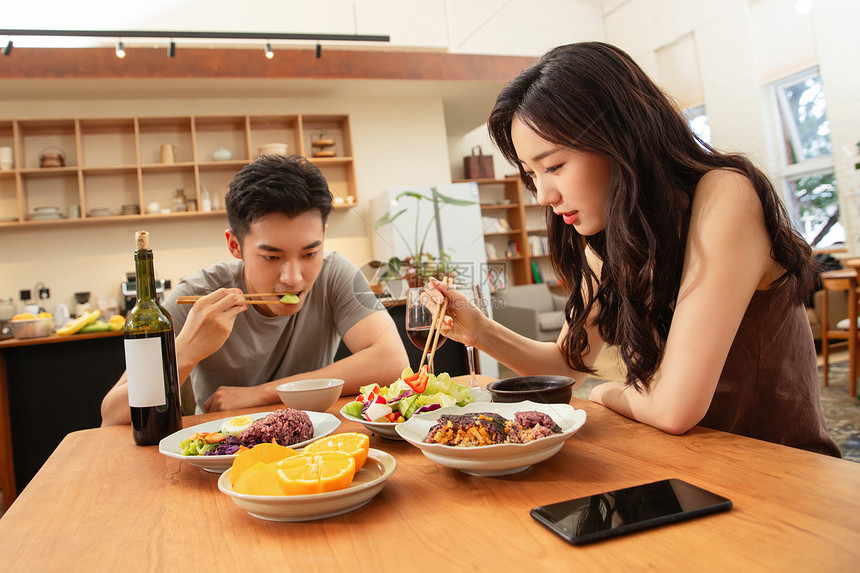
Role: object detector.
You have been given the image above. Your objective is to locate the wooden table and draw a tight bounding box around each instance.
[1,378,858,570]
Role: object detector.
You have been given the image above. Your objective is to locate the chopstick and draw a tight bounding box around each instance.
[176,293,291,305]
[418,276,453,371]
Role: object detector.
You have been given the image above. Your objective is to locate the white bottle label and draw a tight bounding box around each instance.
[124,337,167,407]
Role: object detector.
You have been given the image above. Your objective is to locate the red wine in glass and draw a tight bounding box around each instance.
[406,287,447,373]
[406,325,447,350]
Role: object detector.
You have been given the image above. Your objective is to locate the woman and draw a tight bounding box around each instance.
[432,42,839,456]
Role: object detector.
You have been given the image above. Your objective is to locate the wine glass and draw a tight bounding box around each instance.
[405,287,447,374]
[452,283,489,388]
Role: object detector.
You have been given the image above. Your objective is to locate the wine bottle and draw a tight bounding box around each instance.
[124,230,182,445]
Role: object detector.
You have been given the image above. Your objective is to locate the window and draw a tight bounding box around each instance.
[772,68,841,247]
[683,105,711,146]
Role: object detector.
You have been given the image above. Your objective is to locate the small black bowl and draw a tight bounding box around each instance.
[486,375,575,404]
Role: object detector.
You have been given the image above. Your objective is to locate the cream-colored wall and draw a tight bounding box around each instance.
[0,95,452,313]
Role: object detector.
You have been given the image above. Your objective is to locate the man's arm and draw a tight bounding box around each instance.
[202,310,409,412]
[100,288,249,426]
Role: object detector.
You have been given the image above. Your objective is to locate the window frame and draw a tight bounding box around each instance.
[769,66,840,247]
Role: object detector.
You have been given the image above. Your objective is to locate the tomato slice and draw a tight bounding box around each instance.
[405,366,429,393]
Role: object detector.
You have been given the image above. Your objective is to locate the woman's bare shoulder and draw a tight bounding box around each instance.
[692,168,763,218]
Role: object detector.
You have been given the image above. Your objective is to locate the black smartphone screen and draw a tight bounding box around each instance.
[530,478,732,545]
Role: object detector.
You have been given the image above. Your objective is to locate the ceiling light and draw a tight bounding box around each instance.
[316,42,322,59]
[265,41,274,59]
[168,40,175,58]
[115,40,125,58]
[2,41,11,56]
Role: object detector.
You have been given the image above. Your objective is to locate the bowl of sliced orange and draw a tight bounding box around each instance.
[218,432,396,522]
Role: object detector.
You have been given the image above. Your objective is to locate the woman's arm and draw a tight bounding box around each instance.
[590,170,776,433]
[428,279,604,387]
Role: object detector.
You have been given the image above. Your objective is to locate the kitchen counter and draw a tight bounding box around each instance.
[0,330,125,509]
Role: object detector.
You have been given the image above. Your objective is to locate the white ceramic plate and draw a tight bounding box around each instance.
[159,410,341,473]
[218,448,396,522]
[339,387,492,440]
[339,407,404,440]
[395,401,586,476]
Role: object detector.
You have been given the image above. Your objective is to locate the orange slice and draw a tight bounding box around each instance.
[230,442,298,487]
[303,432,370,470]
[12,313,35,321]
[275,455,324,495]
[232,461,283,496]
[316,452,357,492]
[275,451,356,495]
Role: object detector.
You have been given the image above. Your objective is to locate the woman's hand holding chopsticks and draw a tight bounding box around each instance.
[423,278,487,349]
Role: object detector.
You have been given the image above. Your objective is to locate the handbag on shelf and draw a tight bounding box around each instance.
[463,145,495,180]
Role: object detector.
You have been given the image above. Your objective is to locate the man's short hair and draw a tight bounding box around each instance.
[226,154,333,245]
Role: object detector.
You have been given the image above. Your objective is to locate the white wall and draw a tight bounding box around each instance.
[603,0,860,251]
[0,95,452,312]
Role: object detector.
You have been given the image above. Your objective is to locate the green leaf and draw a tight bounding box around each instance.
[372,208,408,229]
[432,188,476,206]
[394,190,430,202]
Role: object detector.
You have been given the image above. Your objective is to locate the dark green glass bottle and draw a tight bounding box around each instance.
[124,230,182,445]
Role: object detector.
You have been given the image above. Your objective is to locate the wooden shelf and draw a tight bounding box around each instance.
[456,176,556,286]
[0,114,357,227]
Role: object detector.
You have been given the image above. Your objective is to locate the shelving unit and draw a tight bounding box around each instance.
[0,114,356,228]
[456,176,556,287]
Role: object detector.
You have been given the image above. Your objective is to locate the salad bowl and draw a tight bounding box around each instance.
[395,401,586,476]
[340,386,492,440]
[339,407,404,439]
[159,411,341,473]
[218,448,396,521]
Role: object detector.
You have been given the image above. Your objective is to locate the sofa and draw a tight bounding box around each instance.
[491,283,567,341]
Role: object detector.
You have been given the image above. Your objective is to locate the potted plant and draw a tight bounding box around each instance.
[372,187,475,287]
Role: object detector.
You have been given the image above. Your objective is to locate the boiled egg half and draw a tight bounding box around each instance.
[220,415,256,437]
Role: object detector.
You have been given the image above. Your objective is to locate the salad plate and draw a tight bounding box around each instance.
[159,410,341,473]
[340,387,491,440]
[339,407,404,439]
[218,448,396,522]
[395,401,586,476]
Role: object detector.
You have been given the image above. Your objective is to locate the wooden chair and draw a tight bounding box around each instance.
[820,269,859,396]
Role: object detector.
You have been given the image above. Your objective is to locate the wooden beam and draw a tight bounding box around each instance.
[0,48,537,82]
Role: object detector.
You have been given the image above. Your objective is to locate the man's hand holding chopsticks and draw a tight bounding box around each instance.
[175,288,248,367]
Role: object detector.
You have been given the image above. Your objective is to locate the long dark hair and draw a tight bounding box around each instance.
[488,42,815,390]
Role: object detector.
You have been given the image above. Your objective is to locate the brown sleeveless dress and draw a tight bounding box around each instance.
[699,282,841,457]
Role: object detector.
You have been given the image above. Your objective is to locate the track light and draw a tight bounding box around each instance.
[2,41,11,56]
[264,41,273,59]
[316,42,322,59]
[115,40,125,58]
[168,40,175,58]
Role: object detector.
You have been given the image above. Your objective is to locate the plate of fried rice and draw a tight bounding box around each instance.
[159,409,341,473]
[395,401,586,476]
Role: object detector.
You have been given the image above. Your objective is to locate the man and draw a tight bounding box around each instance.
[101,154,408,424]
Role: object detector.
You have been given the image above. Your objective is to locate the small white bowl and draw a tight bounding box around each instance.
[276,378,344,412]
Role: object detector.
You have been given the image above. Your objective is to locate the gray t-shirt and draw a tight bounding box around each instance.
[163,251,382,411]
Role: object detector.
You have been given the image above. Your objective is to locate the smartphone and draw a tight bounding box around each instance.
[530,478,732,545]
